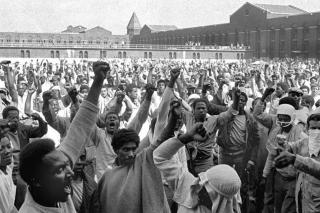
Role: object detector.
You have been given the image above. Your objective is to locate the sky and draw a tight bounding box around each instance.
[1,0,320,35]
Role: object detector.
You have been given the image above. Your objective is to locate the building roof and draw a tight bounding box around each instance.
[85,26,111,34]
[253,3,308,18]
[62,25,87,33]
[145,25,178,32]
[127,12,141,30]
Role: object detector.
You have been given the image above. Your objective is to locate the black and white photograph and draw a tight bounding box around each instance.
[0,0,320,212]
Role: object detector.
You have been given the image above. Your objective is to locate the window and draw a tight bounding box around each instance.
[197,53,200,59]
[149,52,152,59]
[103,51,107,58]
[84,51,88,58]
[79,51,83,58]
[88,41,93,44]
[144,52,148,59]
[21,50,25,58]
[77,40,81,44]
[123,52,127,58]
[169,52,172,59]
[56,51,60,58]
[50,51,54,58]
[26,50,30,58]
[96,41,101,44]
[57,40,61,44]
[69,40,73,44]
[241,53,244,60]
[219,53,222,59]
[118,52,122,58]
[215,53,218,59]
[237,53,240,60]
[245,9,249,16]
[173,52,177,59]
[193,53,196,59]
[15,40,19,43]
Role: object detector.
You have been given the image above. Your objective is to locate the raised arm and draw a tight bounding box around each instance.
[127,83,155,133]
[153,68,179,142]
[253,88,275,129]
[58,61,110,167]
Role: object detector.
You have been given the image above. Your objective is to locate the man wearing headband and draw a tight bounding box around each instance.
[274,111,320,213]
[254,88,308,213]
[154,123,241,213]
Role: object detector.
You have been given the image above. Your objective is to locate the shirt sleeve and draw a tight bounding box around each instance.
[58,100,99,167]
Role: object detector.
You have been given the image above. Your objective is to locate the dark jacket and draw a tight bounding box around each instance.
[216,108,260,164]
[17,118,48,149]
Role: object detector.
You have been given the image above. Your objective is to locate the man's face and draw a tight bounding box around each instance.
[311,78,317,85]
[116,142,137,166]
[105,114,120,134]
[238,94,247,110]
[79,88,88,100]
[40,150,73,203]
[288,92,302,106]
[157,82,166,94]
[49,99,61,113]
[0,137,12,168]
[101,88,108,98]
[301,88,309,95]
[309,120,320,130]
[73,151,86,176]
[6,110,19,131]
[40,77,46,84]
[194,102,207,121]
[277,114,291,128]
[129,88,138,100]
[311,86,319,95]
[52,89,60,99]
[17,84,26,97]
[275,86,285,98]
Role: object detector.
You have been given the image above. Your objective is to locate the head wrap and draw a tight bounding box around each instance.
[198,164,241,213]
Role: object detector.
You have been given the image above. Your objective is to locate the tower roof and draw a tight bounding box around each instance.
[127,12,141,30]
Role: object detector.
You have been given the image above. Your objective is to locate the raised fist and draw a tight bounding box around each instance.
[42,91,53,103]
[93,61,110,80]
[188,123,208,142]
[145,83,156,100]
[68,87,78,102]
[170,68,181,81]
[262,87,275,101]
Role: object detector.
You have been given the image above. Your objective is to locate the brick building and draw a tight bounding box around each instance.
[131,2,320,59]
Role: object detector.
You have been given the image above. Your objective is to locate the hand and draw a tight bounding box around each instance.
[116,90,125,103]
[68,87,78,102]
[31,112,42,121]
[42,91,53,103]
[168,100,182,121]
[145,83,156,101]
[185,123,208,143]
[0,119,10,138]
[274,151,296,168]
[93,61,110,80]
[27,87,36,95]
[232,88,241,107]
[170,68,181,81]
[262,88,275,101]
[202,82,211,92]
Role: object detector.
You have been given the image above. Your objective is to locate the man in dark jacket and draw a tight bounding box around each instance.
[2,105,48,209]
[215,89,260,212]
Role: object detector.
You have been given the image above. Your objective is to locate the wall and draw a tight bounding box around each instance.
[0,47,251,59]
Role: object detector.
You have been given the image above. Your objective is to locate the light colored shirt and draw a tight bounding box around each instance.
[0,165,16,213]
[19,190,76,213]
[230,115,246,146]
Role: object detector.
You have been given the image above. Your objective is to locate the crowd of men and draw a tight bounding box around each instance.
[0,57,319,213]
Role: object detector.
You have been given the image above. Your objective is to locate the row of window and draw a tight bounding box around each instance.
[0,39,124,45]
